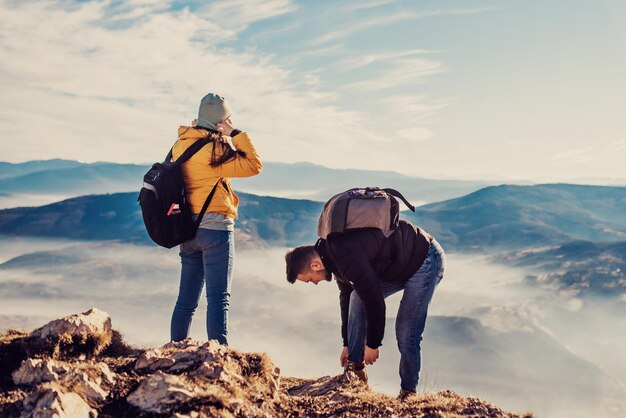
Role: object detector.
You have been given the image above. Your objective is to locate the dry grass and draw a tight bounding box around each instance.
[1,325,534,418]
[279,376,535,418]
[0,327,118,388]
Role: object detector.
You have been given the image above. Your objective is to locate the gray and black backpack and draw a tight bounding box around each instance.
[317,187,415,239]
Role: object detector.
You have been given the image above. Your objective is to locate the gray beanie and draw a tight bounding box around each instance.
[197,93,232,130]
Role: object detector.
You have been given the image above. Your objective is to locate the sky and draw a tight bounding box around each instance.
[0,0,625,181]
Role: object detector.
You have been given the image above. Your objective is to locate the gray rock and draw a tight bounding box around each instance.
[13,359,114,406]
[134,348,175,371]
[20,382,97,418]
[135,339,224,373]
[64,371,108,404]
[32,308,111,340]
[12,359,70,385]
[126,371,198,414]
[287,372,364,397]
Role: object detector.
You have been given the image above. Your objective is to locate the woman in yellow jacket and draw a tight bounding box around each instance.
[170,93,262,345]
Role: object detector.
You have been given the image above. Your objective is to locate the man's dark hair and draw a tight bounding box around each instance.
[285,245,317,284]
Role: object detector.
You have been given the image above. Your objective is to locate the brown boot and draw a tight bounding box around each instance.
[344,361,368,385]
[398,389,417,402]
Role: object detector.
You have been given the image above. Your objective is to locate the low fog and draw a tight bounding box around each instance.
[0,238,624,418]
[0,193,76,210]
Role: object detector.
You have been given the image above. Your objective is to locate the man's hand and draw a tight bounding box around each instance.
[364,346,379,365]
[216,117,235,137]
[340,346,349,367]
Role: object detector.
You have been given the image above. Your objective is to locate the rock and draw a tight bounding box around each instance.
[30,308,112,356]
[13,359,113,406]
[193,361,225,380]
[126,371,199,414]
[20,382,96,418]
[288,372,364,397]
[135,339,224,373]
[64,371,108,404]
[93,363,115,386]
[134,348,175,371]
[12,359,70,385]
[33,308,111,340]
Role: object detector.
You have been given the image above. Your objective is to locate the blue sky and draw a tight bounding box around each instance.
[0,0,624,181]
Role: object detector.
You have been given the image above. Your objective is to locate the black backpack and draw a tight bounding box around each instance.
[317,187,415,239]
[138,138,223,248]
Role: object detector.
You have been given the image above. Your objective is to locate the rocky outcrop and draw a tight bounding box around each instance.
[128,339,280,416]
[20,383,96,418]
[0,309,534,418]
[31,308,111,341]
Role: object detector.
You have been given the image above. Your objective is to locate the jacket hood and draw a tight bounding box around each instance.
[177,126,212,141]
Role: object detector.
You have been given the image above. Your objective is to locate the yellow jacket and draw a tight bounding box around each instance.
[172,126,262,219]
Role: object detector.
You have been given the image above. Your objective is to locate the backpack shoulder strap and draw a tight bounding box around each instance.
[164,137,212,165]
[382,188,415,212]
[194,177,224,229]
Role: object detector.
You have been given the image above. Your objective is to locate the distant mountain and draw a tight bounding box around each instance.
[0,159,84,180]
[0,163,147,195]
[0,160,489,205]
[0,191,322,248]
[2,183,626,253]
[235,161,491,203]
[406,184,626,250]
[494,240,626,299]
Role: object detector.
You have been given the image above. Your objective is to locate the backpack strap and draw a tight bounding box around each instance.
[163,137,212,165]
[382,188,415,212]
[194,178,227,230]
[163,137,224,229]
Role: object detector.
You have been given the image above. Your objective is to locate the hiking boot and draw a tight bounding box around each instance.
[344,360,368,385]
[397,389,417,402]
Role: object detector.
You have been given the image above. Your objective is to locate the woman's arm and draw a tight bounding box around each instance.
[212,131,262,178]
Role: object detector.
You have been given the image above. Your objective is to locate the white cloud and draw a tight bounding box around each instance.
[336,0,397,13]
[309,11,418,46]
[548,141,626,166]
[393,127,433,143]
[201,0,297,32]
[309,7,493,46]
[382,95,450,121]
[248,22,301,42]
[338,48,441,70]
[342,58,445,92]
[0,0,454,175]
[294,43,346,58]
[0,0,383,168]
[608,138,626,151]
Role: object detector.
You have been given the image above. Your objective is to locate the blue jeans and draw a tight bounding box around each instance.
[347,239,445,391]
[170,229,234,345]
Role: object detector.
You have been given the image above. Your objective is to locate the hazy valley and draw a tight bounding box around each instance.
[0,160,625,417]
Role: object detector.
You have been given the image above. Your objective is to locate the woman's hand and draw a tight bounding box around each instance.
[216,117,235,137]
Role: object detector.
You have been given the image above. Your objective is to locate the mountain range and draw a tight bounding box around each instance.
[0,159,488,204]
[406,183,626,250]
[493,240,626,298]
[1,184,625,251]
[1,172,625,300]
[0,159,84,180]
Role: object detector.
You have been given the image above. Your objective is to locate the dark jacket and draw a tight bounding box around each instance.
[314,220,431,349]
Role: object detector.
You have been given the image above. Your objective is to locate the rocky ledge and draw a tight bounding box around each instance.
[0,309,533,417]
